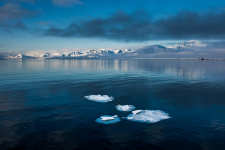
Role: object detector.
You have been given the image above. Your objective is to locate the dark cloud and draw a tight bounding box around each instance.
[156,11,225,39]
[45,10,225,42]
[0,21,27,33]
[45,11,154,41]
[0,0,39,3]
[52,0,83,7]
[0,2,39,32]
[19,0,38,3]
[0,3,37,21]
[0,0,82,6]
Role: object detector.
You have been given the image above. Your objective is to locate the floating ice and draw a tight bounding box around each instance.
[132,110,143,115]
[101,115,118,121]
[116,105,135,111]
[96,115,121,124]
[84,94,114,103]
[126,110,171,123]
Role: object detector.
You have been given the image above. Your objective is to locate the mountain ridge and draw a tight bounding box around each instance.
[1,40,209,59]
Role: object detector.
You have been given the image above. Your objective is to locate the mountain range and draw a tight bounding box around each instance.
[0,40,212,59]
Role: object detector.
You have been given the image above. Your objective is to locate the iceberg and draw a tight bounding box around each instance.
[84,94,114,103]
[126,110,171,123]
[115,105,135,111]
[96,115,121,124]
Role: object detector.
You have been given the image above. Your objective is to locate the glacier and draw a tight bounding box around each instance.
[115,105,135,111]
[126,110,171,123]
[84,94,114,103]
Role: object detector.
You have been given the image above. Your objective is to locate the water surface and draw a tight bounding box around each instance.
[0,59,225,150]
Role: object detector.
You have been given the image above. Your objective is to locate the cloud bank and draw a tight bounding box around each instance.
[45,10,225,42]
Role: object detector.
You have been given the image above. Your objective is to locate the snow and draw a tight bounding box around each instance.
[132,110,143,115]
[115,105,135,111]
[96,115,121,124]
[126,110,171,123]
[2,40,215,59]
[49,53,62,57]
[84,94,114,103]
[101,115,118,121]
[167,40,207,50]
[6,53,22,59]
[2,48,134,59]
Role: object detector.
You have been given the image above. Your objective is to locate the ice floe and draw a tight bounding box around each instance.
[132,110,143,115]
[84,94,114,103]
[126,110,171,123]
[96,115,121,124]
[115,105,135,111]
[101,115,118,121]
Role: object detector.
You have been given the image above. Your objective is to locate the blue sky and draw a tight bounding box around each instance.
[0,0,225,51]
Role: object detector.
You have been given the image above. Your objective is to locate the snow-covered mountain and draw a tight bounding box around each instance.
[5,53,23,59]
[167,40,207,50]
[131,40,207,56]
[133,45,174,55]
[0,40,209,59]
[42,49,134,58]
[0,49,133,59]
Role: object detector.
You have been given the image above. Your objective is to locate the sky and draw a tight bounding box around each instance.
[0,0,225,51]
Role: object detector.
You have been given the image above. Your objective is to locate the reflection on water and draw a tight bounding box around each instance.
[1,59,225,83]
[164,67,205,80]
[0,59,225,150]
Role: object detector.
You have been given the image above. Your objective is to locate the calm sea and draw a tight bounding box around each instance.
[0,59,225,150]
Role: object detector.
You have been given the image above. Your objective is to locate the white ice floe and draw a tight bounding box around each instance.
[101,115,118,121]
[84,94,114,103]
[96,115,121,124]
[132,110,143,115]
[126,110,171,123]
[115,105,135,111]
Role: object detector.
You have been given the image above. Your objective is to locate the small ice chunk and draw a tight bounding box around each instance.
[84,94,114,103]
[116,105,135,112]
[126,110,171,123]
[101,115,118,121]
[132,110,143,115]
[96,115,121,124]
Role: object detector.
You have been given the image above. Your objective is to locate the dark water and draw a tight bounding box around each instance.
[0,59,225,150]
